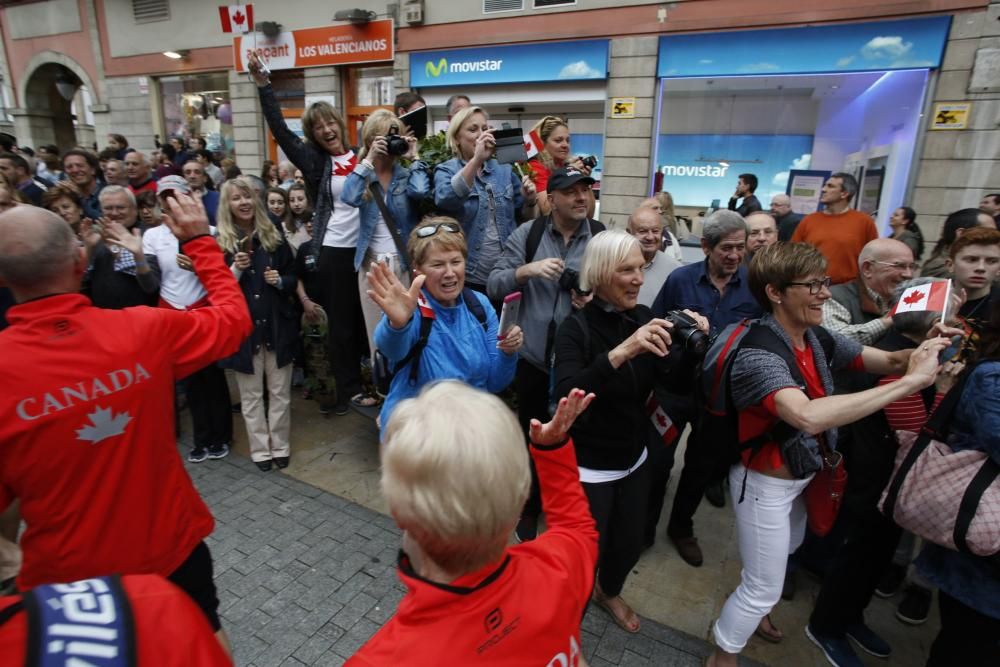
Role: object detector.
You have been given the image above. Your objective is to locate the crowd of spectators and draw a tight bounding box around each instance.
[0,60,998,666]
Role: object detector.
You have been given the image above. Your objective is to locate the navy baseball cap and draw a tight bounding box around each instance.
[546,167,596,194]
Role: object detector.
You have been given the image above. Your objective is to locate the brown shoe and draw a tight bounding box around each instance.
[671,535,703,567]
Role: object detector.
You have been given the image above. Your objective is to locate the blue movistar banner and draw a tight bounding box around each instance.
[658,16,951,78]
[411,40,609,88]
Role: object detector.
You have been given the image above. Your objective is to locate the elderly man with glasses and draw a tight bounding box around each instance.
[821,238,919,346]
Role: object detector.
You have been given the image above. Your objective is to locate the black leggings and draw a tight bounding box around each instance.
[185,363,232,449]
[582,460,651,598]
[318,246,365,402]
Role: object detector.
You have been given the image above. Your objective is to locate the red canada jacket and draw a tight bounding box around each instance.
[347,438,599,667]
[0,235,252,589]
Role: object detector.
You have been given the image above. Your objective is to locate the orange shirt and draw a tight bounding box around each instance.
[791,209,878,284]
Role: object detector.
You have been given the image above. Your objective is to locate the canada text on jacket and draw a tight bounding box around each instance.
[15,363,152,421]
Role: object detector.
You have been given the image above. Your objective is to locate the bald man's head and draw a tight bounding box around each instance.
[0,207,81,299]
[859,237,915,299]
[746,212,777,254]
[770,193,792,217]
[628,206,664,260]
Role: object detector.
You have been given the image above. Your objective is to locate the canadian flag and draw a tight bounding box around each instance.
[219,4,253,34]
[646,394,679,446]
[891,279,951,316]
[523,129,544,159]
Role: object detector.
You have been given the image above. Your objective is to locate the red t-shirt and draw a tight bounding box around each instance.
[528,159,552,194]
[739,345,862,471]
[0,236,252,589]
[0,574,232,666]
[347,438,599,667]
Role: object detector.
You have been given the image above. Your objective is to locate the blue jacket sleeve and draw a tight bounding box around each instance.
[374,309,421,364]
[433,159,470,215]
[480,292,517,392]
[510,165,527,222]
[407,160,431,203]
[959,365,1000,466]
[341,161,373,208]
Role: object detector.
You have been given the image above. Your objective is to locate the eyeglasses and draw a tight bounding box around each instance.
[786,277,832,294]
[415,222,461,238]
[874,260,920,272]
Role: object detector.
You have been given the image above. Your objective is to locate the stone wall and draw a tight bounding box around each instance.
[912,4,1000,245]
[599,36,659,229]
[104,76,156,152]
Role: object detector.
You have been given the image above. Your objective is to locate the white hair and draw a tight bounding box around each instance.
[381,381,529,573]
[580,230,641,293]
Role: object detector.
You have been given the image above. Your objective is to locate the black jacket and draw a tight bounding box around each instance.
[85,243,158,310]
[219,233,298,374]
[553,299,685,471]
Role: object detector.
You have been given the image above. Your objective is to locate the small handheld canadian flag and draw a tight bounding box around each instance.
[523,129,544,160]
[891,279,952,320]
[646,393,679,446]
[219,3,253,34]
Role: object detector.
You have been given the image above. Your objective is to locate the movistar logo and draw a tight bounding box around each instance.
[426,58,447,78]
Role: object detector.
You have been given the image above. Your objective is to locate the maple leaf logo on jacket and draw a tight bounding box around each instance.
[76,407,132,444]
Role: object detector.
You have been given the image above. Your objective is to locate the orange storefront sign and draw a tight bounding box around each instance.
[233,19,394,72]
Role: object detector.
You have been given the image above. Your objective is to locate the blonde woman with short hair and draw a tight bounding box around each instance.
[216,178,298,472]
[433,106,538,294]
[553,230,709,634]
[350,381,599,665]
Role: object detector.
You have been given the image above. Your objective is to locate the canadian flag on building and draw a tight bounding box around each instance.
[891,279,952,317]
[219,4,253,34]
[646,393,679,446]
[523,129,544,160]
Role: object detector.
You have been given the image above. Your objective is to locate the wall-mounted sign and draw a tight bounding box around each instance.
[931,102,972,130]
[410,40,608,88]
[657,16,951,78]
[233,19,394,72]
[610,97,635,118]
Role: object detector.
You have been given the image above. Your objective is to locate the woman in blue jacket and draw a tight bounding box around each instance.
[341,109,429,364]
[916,298,1000,666]
[432,106,538,296]
[366,218,523,433]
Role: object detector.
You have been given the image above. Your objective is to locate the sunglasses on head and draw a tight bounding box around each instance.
[415,222,460,238]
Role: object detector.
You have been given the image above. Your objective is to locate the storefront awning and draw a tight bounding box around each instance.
[657,16,952,78]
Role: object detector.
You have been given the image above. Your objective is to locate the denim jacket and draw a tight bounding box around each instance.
[341,160,429,271]
[433,157,525,277]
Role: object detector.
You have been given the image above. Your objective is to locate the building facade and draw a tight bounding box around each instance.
[0,0,996,239]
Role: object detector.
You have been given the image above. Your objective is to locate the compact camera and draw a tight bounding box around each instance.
[580,155,598,169]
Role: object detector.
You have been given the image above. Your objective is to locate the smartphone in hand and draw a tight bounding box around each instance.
[498,292,522,340]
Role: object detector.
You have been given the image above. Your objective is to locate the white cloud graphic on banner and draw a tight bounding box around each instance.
[861,36,913,60]
[772,154,813,187]
[558,60,603,79]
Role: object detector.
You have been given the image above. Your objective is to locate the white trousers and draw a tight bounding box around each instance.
[713,464,812,654]
[235,349,292,462]
[358,252,408,360]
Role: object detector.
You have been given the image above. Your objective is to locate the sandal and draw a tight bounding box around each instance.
[593,591,641,634]
[754,614,783,644]
[350,393,381,408]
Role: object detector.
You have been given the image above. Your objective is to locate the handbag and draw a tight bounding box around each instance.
[879,366,1000,558]
[804,439,847,537]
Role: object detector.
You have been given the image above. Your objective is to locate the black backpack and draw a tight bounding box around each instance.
[524,215,605,262]
[698,322,836,500]
[371,287,488,395]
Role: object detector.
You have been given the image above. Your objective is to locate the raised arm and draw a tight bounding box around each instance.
[249,52,316,173]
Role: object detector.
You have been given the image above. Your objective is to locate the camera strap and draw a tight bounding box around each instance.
[368,181,410,271]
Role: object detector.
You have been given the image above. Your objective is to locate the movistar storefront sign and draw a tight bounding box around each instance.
[410,40,609,88]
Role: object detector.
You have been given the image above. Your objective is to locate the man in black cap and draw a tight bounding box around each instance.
[488,167,605,540]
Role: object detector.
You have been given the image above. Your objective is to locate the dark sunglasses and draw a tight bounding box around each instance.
[415,222,461,238]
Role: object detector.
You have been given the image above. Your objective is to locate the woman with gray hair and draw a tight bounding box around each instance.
[553,230,708,633]
[707,244,951,667]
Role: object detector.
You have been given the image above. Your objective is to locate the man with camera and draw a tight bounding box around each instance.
[650,210,762,565]
[488,167,605,541]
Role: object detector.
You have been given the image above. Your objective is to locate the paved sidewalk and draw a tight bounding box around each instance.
[187,447,765,667]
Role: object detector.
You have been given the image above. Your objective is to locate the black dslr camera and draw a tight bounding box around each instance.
[665,310,709,358]
[385,124,409,157]
[559,268,590,296]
